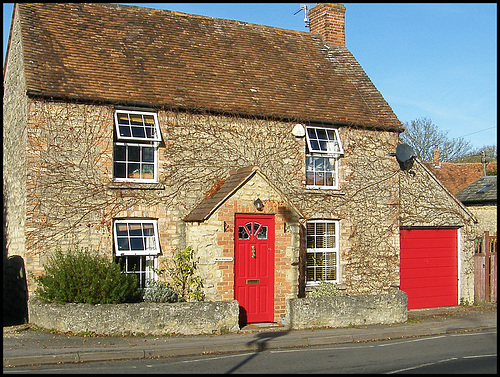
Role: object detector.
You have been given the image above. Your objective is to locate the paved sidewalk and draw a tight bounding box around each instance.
[3,303,496,368]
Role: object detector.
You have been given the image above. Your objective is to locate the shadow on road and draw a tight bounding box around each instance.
[224,329,291,374]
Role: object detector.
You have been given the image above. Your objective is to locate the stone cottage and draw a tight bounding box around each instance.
[3,3,477,322]
[456,176,497,237]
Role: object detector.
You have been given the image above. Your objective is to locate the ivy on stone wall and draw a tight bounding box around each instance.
[20,99,476,298]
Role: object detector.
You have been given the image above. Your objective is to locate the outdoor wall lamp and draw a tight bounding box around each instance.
[254,198,264,211]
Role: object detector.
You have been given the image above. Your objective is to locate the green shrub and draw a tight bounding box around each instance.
[309,282,347,298]
[156,246,205,302]
[34,245,140,304]
[142,280,179,303]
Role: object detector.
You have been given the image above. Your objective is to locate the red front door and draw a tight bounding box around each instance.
[234,214,275,324]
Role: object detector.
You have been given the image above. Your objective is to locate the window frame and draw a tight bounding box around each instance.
[113,219,161,256]
[305,219,340,286]
[113,142,158,182]
[305,126,344,155]
[113,110,161,183]
[305,155,339,189]
[115,254,158,290]
[238,222,268,240]
[114,110,162,143]
[305,126,343,190]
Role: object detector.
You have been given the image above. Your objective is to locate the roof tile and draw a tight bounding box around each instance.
[16,3,402,130]
[455,176,497,205]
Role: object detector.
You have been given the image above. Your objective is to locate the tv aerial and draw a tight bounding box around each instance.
[394,143,416,171]
[294,4,309,28]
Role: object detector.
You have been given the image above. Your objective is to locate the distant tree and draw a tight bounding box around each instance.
[456,145,497,163]
[399,117,474,162]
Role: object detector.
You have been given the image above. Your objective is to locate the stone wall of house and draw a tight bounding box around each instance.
[20,103,113,292]
[18,104,307,295]
[467,205,497,236]
[18,101,404,303]
[185,220,225,299]
[3,6,29,261]
[11,97,475,310]
[329,127,401,295]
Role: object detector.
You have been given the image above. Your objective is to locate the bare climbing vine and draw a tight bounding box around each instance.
[22,98,476,296]
[24,100,304,255]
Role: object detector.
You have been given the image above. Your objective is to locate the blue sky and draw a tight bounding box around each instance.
[3,3,497,149]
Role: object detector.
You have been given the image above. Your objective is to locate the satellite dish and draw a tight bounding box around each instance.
[395,143,416,171]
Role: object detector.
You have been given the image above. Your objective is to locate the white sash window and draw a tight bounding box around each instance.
[305,126,343,190]
[306,220,340,285]
[113,219,160,256]
[113,110,161,183]
[114,110,161,142]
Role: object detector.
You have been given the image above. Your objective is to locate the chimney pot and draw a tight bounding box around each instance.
[309,3,346,47]
[433,146,440,165]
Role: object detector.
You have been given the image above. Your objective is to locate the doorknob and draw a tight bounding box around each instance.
[251,245,256,258]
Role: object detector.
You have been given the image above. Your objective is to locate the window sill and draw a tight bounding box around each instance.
[305,282,344,290]
[304,188,345,195]
[115,251,161,256]
[108,182,165,190]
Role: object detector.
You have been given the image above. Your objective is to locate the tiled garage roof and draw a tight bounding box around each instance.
[455,176,497,205]
[15,3,402,130]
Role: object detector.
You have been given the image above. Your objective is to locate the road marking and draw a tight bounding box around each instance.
[386,357,458,374]
[270,335,448,354]
[463,354,497,359]
[385,353,498,374]
[180,352,255,363]
[270,345,373,353]
[377,335,446,346]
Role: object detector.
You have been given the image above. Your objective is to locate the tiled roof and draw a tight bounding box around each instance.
[184,166,303,222]
[15,3,402,130]
[184,166,258,222]
[423,161,497,195]
[455,176,497,205]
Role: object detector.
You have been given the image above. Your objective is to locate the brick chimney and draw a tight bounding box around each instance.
[433,146,441,167]
[308,3,346,47]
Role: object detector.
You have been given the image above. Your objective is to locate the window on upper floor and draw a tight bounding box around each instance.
[113,110,161,182]
[306,220,340,285]
[114,110,161,142]
[305,126,343,189]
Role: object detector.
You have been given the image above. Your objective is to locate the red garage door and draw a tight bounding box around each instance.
[400,228,458,309]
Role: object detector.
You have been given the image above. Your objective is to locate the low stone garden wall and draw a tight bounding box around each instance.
[28,290,408,336]
[286,290,408,330]
[28,299,240,336]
